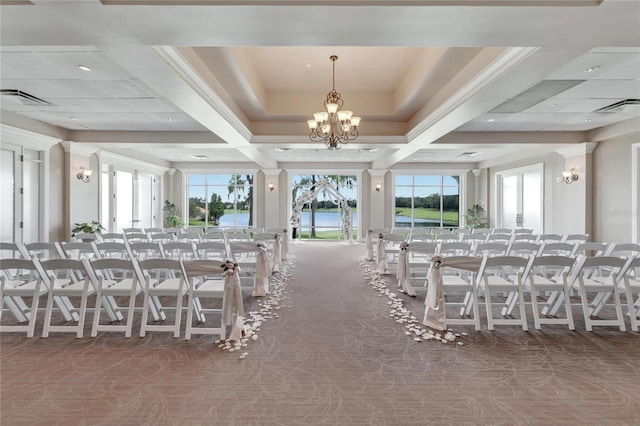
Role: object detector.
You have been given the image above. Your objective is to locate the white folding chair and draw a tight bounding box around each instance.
[138,259,186,338]
[439,256,483,331]
[126,241,165,260]
[477,255,532,330]
[0,258,46,337]
[162,242,198,261]
[438,241,472,257]
[123,227,143,234]
[406,242,439,287]
[180,259,226,340]
[144,227,164,235]
[124,232,150,243]
[195,241,229,261]
[24,242,65,261]
[512,233,538,243]
[92,242,130,260]
[474,242,509,257]
[98,232,126,243]
[149,233,176,244]
[536,234,564,244]
[492,228,512,235]
[59,242,97,260]
[485,233,513,245]
[571,242,609,258]
[539,242,575,257]
[513,228,533,234]
[507,242,542,258]
[564,233,589,244]
[0,242,29,259]
[41,258,96,338]
[90,258,144,337]
[605,243,640,258]
[619,257,640,331]
[568,256,627,331]
[522,255,576,330]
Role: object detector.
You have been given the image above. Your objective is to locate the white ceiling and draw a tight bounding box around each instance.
[0,0,639,169]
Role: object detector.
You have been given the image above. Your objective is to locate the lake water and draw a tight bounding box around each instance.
[219,211,440,228]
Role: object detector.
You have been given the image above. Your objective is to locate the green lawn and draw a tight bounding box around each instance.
[395,207,458,221]
[297,229,358,240]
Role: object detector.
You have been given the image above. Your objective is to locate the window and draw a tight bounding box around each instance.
[187,174,254,228]
[291,174,357,239]
[394,175,460,229]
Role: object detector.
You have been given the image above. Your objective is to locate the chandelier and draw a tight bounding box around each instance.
[307,55,361,150]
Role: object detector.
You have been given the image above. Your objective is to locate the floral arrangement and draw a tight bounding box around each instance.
[432,255,442,269]
[368,229,373,234]
[378,233,384,239]
[400,241,410,250]
[222,260,239,275]
[282,228,288,233]
[256,242,266,249]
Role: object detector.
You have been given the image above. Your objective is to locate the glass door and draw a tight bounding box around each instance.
[497,164,543,233]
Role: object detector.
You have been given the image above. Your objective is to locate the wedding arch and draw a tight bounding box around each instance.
[290,178,353,242]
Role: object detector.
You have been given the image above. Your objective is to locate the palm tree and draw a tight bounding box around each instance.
[228,174,254,226]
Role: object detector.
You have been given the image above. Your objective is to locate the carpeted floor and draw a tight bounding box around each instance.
[1,242,639,425]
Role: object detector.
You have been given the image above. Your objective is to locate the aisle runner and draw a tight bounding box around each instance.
[217,256,297,358]
[358,257,466,345]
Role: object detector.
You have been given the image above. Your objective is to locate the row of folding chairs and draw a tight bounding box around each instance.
[1,256,241,340]
[425,254,640,333]
[409,231,591,245]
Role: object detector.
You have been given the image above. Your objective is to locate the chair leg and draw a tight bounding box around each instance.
[140,291,151,337]
[471,287,481,331]
[42,288,57,338]
[627,287,639,332]
[612,287,626,332]
[563,286,575,330]
[530,285,542,329]
[91,287,103,337]
[76,288,89,338]
[124,287,138,338]
[26,283,41,338]
[185,292,195,341]
[174,291,184,338]
[485,287,494,330]
[518,285,528,331]
[579,285,592,332]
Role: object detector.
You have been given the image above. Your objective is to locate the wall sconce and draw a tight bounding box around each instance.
[268,182,275,192]
[375,182,381,192]
[76,167,93,183]
[557,168,578,184]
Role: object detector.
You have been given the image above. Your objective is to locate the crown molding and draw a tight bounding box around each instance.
[555,142,598,158]
[1,123,61,150]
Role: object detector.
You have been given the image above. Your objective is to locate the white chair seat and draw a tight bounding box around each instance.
[193,279,225,295]
[150,278,184,296]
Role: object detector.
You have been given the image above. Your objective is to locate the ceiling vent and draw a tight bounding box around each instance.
[0,89,54,106]
[594,99,640,113]
[489,80,585,113]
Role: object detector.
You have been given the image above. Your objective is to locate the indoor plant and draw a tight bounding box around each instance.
[71,220,105,237]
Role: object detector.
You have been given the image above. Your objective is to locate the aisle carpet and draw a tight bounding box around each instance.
[1,241,639,425]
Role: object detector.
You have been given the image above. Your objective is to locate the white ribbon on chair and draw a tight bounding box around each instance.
[281,229,289,260]
[397,242,416,296]
[365,229,374,261]
[253,245,270,297]
[222,266,245,341]
[271,233,282,273]
[423,256,482,331]
[376,234,389,275]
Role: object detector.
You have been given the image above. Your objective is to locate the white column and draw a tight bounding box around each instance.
[262,169,282,229]
[368,169,388,231]
[555,142,598,236]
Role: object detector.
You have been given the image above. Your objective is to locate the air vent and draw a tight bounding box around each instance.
[0,89,54,106]
[595,99,640,113]
[489,80,584,113]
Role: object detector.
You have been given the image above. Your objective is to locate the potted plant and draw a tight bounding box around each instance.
[71,220,105,239]
[464,204,488,230]
[163,200,184,228]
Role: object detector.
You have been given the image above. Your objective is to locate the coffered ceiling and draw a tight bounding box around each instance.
[0,0,639,169]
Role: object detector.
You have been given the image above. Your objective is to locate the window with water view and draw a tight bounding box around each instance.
[291,174,357,239]
[394,175,460,229]
[187,174,254,228]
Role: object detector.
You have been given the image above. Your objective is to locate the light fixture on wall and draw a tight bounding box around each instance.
[307,55,361,150]
[557,168,578,184]
[76,167,93,183]
[268,182,275,192]
[375,182,381,192]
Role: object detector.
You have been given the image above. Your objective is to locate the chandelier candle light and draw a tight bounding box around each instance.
[307,55,361,150]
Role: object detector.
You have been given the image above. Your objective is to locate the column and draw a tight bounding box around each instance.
[263,169,282,230]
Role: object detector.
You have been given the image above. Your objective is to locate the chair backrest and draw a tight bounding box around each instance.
[99,232,125,243]
[180,259,225,281]
[407,242,439,255]
[138,258,183,283]
[539,242,575,257]
[537,234,563,243]
[162,242,197,260]
[569,255,627,284]
[149,233,176,243]
[492,228,512,235]
[123,227,143,234]
[605,243,640,258]
[92,242,129,259]
[474,242,509,257]
[0,258,41,277]
[59,242,97,260]
[195,241,229,260]
[486,233,513,244]
[572,242,609,257]
[439,241,472,256]
[462,234,486,242]
[164,227,184,235]
[226,231,248,242]
[126,242,164,260]
[176,233,201,243]
[619,257,640,281]
[383,233,406,243]
[24,242,64,260]
[564,233,589,244]
[513,228,533,234]
[0,242,28,259]
[512,233,538,243]
[508,242,542,257]
[144,227,164,235]
[477,255,531,283]
[41,258,91,284]
[523,255,576,281]
[472,228,491,235]
[125,232,149,243]
[90,258,138,280]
